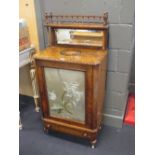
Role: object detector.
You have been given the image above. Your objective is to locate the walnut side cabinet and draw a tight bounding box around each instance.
[34,13,108,148]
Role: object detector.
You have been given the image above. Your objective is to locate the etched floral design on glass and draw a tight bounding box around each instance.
[44,68,85,123]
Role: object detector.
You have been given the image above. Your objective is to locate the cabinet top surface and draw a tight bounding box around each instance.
[34,46,107,65]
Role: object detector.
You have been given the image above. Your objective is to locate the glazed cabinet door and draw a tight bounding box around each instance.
[44,67,85,123]
[36,60,93,128]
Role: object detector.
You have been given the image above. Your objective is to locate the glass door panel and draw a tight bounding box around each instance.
[44,68,85,123]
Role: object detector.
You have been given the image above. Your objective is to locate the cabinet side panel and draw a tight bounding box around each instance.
[35,62,49,117]
[97,54,107,128]
[85,66,94,128]
[92,65,99,129]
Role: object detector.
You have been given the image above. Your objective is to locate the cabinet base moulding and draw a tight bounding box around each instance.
[43,118,100,147]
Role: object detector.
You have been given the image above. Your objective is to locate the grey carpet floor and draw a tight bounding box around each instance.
[19,95,135,155]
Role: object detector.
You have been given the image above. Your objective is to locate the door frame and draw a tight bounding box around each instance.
[36,60,94,129]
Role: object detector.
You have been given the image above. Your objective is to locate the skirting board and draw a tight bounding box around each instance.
[103,113,124,128]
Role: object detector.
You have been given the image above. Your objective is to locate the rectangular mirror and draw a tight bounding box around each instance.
[55,29,103,47]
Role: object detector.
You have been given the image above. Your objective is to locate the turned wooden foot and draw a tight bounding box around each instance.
[90,139,97,149]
